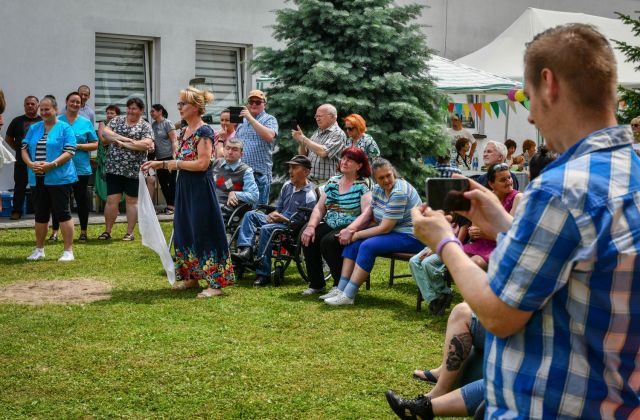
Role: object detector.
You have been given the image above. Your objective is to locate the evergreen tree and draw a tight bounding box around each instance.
[252,0,448,188]
[614,12,640,123]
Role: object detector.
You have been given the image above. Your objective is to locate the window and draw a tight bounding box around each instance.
[195,43,244,123]
[95,36,152,122]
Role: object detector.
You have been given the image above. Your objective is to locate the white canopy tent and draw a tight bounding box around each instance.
[456,8,640,88]
[427,55,521,94]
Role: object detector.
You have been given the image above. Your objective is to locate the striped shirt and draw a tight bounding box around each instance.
[236,111,279,178]
[323,175,371,229]
[308,122,347,182]
[371,178,421,234]
[34,133,48,162]
[485,125,640,418]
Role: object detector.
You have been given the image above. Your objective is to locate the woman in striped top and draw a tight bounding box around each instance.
[300,147,372,296]
[21,96,77,261]
[323,158,424,305]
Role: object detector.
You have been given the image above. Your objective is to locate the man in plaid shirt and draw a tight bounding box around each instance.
[392,24,640,419]
[292,103,347,185]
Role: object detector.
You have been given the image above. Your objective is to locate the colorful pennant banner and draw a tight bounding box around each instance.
[445,100,529,119]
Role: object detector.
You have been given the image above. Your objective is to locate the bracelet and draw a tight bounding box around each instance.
[436,236,463,258]
[175,160,180,170]
[52,161,58,168]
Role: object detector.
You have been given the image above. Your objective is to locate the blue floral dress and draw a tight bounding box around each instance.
[173,125,234,288]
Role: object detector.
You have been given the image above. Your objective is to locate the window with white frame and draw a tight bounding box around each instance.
[95,36,152,122]
[195,43,244,123]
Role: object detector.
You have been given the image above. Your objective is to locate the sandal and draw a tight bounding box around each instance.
[48,233,59,242]
[78,233,88,243]
[163,207,174,215]
[412,369,438,384]
[197,288,223,298]
[97,232,111,240]
[122,233,135,241]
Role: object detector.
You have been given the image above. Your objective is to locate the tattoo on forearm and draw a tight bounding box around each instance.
[446,332,473,371]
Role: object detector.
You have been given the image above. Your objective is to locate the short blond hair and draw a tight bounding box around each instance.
[180,86,214,116]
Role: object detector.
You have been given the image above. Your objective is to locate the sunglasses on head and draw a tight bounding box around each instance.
[492,163,510,171]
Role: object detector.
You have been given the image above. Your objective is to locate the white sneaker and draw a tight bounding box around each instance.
[27,248,45,261]
[58,251,75,262]
[301,287,324,296]
[324,291,354,306]
[319,286,340,300]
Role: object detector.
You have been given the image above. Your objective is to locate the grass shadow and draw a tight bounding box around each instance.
[93,287,202,305]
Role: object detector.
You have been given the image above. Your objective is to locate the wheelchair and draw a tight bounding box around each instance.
[221,202,253,243]
[229,205,332,286]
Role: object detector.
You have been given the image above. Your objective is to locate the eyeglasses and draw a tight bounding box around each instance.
[492,163,510,171]
[247,100,264,106]
[177,102,187,108]
[315,114,329,119]
[632,124,640,128]
[345,126,356,131]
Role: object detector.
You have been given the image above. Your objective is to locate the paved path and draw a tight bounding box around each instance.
[0,210,173,229]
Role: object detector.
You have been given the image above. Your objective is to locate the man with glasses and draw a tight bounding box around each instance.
[292,103,347,185]
[236,90,278,204]
[212,138,259,221]
[402,24,640,419]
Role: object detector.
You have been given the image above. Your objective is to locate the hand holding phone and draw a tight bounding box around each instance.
[228,106,244,124]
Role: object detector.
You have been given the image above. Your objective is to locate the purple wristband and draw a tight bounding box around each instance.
[436,236,463,257]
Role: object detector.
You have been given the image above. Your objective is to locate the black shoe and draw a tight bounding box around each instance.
[385,390,433,420]
[10,212,21,220]
[232,247,252,263]
[428,293,453,316]
[253,275,271,287]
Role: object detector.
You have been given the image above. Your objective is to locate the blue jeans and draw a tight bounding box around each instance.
[460,379,484,415]
[342,232,425,273]
[254,173,270,205]
[236,210,286,276]
[409,249,450,304]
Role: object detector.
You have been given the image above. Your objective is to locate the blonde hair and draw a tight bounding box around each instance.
[0,89,5,114]
[180,86,214,116]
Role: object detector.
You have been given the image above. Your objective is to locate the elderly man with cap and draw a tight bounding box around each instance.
[292,103,347,185]
[236,89,279,204]
[232,155,317,286]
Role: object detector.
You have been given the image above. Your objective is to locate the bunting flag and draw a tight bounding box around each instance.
[498,100,507,115]
[483,102,493,118]
[472,103,483,117]
[507,100,517,112]
[462,103,471,118]
[490,101,501,118]
[448,102,454,112]
[522,99,530,110]
[454,103,463,116]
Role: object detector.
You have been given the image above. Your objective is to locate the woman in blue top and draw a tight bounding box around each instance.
[324,158,424,305]
[49,92,98,243]
[21,96,77,261]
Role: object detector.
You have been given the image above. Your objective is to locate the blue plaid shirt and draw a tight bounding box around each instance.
[485,126,640,418]
[435,163,462,178]
[235,111,279,178]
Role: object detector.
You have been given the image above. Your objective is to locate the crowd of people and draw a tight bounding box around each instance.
[0,22,639,418]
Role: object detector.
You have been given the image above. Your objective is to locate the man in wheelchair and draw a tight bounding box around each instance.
[232,155,317,286]
[212,138,259,223]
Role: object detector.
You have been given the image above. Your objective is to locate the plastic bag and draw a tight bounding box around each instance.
[0,137,16,168]
[137,172,176,285]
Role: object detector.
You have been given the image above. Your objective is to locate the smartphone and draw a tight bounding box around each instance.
[291,119,298,130]
[229,106,244,124]
[426,178,471,212]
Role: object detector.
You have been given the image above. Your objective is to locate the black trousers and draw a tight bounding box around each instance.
[12,163,28,215]
[302,223,347,289]
[156,157,176,206]
[52,175,90,230]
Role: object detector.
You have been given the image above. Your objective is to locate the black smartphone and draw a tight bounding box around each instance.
[426,178,471,212]
[291,119,298,130]
[229,106,244,124]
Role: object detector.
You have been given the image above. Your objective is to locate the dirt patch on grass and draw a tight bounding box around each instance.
[0,279,112,305]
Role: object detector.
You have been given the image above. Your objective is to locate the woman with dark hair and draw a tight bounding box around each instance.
[21,96,77,261]
[528,144,557,180]
[148,103,176,214]
[96,104,121,205]
[142,86,234,298]
[100,97,154,241]
[324,158,424,305]
[504,138,517,166]
[454,137,471,170]
[49,92,99,243]
[343,114,380,164]
[300,146,373,296]
[215,109,237,158]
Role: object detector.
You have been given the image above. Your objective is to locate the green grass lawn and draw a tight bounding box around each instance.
[0,222,459,419]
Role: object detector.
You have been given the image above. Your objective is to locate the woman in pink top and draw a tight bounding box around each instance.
[214,109,237,158]
[463,163,522,270]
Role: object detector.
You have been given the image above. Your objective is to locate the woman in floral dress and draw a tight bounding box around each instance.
[143,86,234,298]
